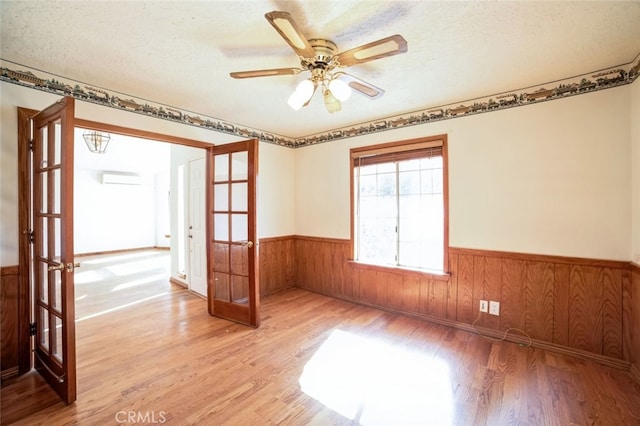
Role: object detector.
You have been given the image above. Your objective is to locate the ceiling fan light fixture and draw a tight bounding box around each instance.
[328,78,351,102]
[288,79,315,110]
[323,89,341,114]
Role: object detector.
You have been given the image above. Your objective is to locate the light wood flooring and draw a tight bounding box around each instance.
[2,252,640,425]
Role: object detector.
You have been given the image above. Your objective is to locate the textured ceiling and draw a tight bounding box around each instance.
[2,1,640,139]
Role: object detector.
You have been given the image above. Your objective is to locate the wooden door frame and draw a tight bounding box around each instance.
[16,107,218,375]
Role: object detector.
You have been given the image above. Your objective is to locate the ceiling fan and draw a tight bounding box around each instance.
[230,11,408,113]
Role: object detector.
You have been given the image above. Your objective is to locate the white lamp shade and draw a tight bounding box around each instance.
[329,78,352,101]
[288,79,315,110]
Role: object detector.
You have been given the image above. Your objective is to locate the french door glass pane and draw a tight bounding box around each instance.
[41,217,48,258]
[213,242,229,272]
[39,261,49,303]
[40,306,49,350]
[52,269,62,312]
[214,183,229,210]
[231,151,247,180]
[53,121,62,165]
[53,218,61,259]
[40,126,49,167]
[52,168,61,214]
[214,214,229,241]
[231,182,247,211]
[231,214,247,242]
[214,272,230,301]
[53,316,63,364]
[40,172,48,213]
[231,275,249,304]
[214,154,229,182]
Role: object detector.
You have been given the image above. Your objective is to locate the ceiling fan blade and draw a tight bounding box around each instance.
[230,68,303,79]
[265,11,317,58]
[335,34,408,67]
[337,73,385,99]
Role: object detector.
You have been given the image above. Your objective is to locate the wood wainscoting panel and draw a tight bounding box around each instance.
[568,265,604,354]
[553,263,571,347]
[624,264,640,381]
[601,268,623,359]
[294,239,633,365]
[1,266,20,379]
[500,258,526,332]
[524,261,554,342]
[258,236,296,296]
[456,254,475,323]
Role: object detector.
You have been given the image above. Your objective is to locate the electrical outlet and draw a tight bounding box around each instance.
[489,301,500,316]
[479,300,488,313]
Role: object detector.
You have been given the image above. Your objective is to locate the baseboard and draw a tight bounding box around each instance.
[1,366,19,381]
[299,286,632,372]
[169,277,188,288]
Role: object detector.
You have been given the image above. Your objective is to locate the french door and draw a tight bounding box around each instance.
[30,96,77,404]
[208,140,260,327]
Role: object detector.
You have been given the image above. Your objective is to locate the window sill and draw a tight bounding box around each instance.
[347,260,451,281]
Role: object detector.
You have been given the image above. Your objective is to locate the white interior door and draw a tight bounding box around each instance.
[189,157,207,296]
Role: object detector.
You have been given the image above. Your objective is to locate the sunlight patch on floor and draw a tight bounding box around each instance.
[105,257,168,276]
[76,292,169,323]
[111,273,168,292]
[299,329,454,426]
[74,270,107,284]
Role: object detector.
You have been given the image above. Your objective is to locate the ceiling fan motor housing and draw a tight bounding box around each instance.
[306,39,338,70]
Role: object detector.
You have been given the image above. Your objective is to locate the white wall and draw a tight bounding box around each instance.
[0,82,295,267]
[631,79,640,265]
[295,86,632,261]
[1,79,635,266]
[74,169,158,253]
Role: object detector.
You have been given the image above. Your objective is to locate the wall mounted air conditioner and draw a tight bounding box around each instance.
[102,172,142,185]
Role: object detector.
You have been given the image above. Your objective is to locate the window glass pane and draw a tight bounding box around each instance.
[354,144,445,271]
[399,158,420,171]
[377,172,396,196]
[377,162,395,174]
[399,170,420,195]
[359,174,377,196]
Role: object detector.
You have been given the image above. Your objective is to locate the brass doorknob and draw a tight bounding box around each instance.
[48,263,64,271]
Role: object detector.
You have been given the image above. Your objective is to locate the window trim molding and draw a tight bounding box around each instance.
[349,134,449,273]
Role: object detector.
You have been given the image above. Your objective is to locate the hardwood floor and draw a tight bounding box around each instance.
[2,277,640,424]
